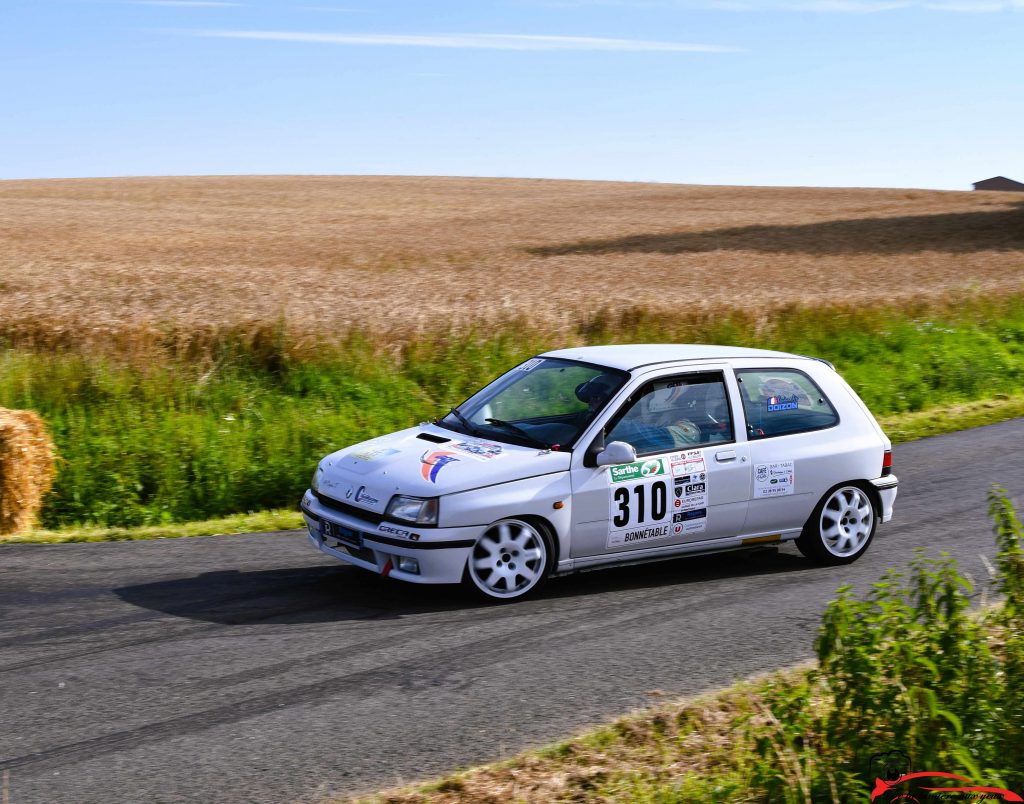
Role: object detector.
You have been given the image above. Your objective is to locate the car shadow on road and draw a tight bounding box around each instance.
[113,545,815,625]
[113,563,469,625]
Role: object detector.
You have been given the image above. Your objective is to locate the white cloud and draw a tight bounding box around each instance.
[190,30,741,52]
[725,0,1022,9]
[704,1,757,8]
[535,0,1020,9]
[786,0,1022,9]
[923,0,1019,9]
[778,0,910,10]
[128,1,242,6]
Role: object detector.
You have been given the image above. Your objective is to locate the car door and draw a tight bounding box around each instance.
[734,366,842,537]
[569,367,751,558]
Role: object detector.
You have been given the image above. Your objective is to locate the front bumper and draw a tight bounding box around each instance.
[870,475,898,523]
[300,490,480,584]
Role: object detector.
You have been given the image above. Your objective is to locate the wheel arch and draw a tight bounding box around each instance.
[465,514,559,602]
[512,514,560,569]
[805,478,881,529]
[797,479,879,565]
[853,478,883,520]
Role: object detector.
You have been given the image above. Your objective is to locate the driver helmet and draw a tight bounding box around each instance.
[575,375,618,408]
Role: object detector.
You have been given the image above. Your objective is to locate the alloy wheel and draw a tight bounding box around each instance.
[819,486,874,558]
[468,519,548,600]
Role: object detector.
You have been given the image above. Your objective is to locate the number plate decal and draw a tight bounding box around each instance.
[319,519,362,547]
[606,457,671,547]
[606,452,710,548]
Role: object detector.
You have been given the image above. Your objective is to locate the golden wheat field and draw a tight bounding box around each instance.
[1,176,1022,348]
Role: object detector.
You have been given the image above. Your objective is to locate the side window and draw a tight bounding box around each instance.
[735,368,839,439]
[606,373,734,456]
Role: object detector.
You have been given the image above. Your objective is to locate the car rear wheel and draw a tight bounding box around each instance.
[465,518,552,602]
[796,484,876,565]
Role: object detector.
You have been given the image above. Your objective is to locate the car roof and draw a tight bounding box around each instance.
[541,344,822,372]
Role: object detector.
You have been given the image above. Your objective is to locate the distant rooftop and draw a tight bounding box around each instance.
[972,176,1024,192]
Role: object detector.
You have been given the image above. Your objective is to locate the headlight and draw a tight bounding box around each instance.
[386,495,439,525]
[310,465,322,494]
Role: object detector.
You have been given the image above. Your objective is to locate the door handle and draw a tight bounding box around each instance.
[715,450,737,462]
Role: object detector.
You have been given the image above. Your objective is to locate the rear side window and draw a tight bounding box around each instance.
[736,368,839,439]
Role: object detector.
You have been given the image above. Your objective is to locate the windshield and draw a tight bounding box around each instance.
[439,357,628,449]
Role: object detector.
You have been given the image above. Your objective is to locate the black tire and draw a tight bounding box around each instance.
[463,518,554,602]
[796,483,877,565]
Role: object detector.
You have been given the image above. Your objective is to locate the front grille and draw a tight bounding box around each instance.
[313,490,385,525]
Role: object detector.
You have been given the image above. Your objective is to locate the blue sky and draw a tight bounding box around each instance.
[2,0,1021,188]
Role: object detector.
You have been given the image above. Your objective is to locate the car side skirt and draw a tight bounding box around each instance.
[554,527,802,575]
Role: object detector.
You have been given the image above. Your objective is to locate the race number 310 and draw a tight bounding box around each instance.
[612,480,668,527]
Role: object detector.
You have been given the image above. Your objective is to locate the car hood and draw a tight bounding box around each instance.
[315,423,572,516]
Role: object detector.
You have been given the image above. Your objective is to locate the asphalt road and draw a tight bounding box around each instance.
[2,419,1022,804]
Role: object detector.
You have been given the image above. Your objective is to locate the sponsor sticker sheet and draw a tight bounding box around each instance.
[754,460,795,498]
[670,449,708,535]
[450,440,504,461]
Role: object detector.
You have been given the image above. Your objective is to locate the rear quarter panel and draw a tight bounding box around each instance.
[732,358,886,536]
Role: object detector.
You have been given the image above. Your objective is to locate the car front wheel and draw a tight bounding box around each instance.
[465,518,552,602]
[796,484,876,565]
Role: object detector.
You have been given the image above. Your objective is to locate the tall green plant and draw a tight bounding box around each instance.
[816,553,999,786]
[742,489,1024,801]
[987,487,1024,781]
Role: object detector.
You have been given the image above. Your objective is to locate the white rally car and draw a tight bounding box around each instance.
[301,345,898,601]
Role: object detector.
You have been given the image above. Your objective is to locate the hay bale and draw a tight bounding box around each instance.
[0,408,56,536]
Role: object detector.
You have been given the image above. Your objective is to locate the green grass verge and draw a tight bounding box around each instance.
[7,391,1023,545]
[4,508,303,544]
[2,294,1024,530]
[876,391,1024,442]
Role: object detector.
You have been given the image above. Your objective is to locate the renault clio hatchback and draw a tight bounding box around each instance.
[301,345,898,601]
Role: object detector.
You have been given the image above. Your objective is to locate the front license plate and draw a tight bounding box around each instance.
[319,519,362,548]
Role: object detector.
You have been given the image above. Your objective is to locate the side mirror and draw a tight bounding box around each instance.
[595,441,637,467]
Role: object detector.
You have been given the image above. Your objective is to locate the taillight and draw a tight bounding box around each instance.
[881,449,893,477]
